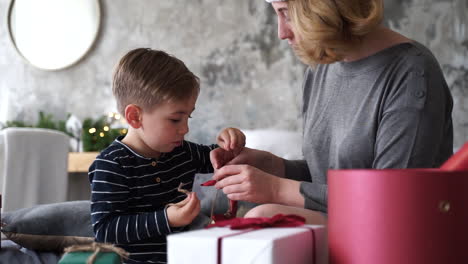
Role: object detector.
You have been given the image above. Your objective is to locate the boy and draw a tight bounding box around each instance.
[89,48,245,264]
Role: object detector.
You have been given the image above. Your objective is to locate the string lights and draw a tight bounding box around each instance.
[82,112,127,152]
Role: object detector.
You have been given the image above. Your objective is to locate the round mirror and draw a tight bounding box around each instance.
[8,0,101,71]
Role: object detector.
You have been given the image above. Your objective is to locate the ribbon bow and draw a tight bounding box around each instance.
[64,242,129,264]
[207,214,306,229]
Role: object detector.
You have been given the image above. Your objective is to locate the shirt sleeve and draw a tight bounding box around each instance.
[185,141,218,173]
[89,156,173,245]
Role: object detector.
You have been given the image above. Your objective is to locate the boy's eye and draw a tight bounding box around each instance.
[169,115,192,123]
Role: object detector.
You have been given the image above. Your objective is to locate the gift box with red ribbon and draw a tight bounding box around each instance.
[167,214,327,264]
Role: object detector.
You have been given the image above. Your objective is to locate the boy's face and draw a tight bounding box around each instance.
[139,95,197,155]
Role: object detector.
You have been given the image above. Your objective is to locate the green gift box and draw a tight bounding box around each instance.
[59,251,122,264]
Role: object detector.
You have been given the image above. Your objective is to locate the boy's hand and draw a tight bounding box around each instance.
[217,127,246,156]
[166,192,200,227]
[210,147,239,170]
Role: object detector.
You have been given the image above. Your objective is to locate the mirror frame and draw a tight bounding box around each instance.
[7,0,102,71]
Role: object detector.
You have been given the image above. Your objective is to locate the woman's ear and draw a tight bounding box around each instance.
[125,104,142,129]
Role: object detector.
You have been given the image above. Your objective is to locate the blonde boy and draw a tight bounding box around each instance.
[89,48,245,264]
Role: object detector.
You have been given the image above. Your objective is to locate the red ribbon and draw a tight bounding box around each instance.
[205,214,317,264]
[440,142,468,171]
[201,180,238,220]
[207,213,306,229]
[201,180,217,186]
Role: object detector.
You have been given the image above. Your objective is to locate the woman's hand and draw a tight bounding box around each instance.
[212,164,281,204]
[166,192,200,227]
[216,127,246,156]
[211,147,285,177]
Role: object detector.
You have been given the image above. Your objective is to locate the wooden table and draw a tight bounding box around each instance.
[67,152,99,201]
[68,152,99,173]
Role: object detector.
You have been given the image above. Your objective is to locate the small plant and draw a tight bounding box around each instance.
[82,114,127,152]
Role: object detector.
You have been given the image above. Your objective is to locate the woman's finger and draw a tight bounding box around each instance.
[226,192,249,201]
[222,182,248,195]
[225,147,251,166]
[210,148,223,169]
[212,164,245,181]
[215,173,244,189]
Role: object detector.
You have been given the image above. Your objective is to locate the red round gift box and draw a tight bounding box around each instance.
[328,169,468,264]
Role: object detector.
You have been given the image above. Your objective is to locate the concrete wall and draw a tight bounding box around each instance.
[0,0,467,148]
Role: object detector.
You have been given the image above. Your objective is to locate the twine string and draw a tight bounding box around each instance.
[64,242,129,264]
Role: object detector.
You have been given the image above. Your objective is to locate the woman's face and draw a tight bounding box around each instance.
[272,2,299,46]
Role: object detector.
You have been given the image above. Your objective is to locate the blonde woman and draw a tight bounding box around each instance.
[210,0,453,224]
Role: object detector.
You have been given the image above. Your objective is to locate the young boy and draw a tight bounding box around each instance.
[88,48,245,264]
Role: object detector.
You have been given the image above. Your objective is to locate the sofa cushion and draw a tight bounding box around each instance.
[1,200,94,252]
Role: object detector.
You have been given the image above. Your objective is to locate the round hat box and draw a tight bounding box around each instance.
[328,169,468,264]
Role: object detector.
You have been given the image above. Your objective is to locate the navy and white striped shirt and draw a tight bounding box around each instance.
[89,136,216,264]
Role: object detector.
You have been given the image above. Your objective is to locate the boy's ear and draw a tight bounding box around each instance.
[125,104,142,128]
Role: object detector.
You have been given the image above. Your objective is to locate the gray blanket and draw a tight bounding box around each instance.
[0,240,60,264]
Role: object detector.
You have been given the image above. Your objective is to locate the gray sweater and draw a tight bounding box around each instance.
[284,42,453,212]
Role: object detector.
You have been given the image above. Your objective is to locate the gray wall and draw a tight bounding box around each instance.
[0,0,467,149]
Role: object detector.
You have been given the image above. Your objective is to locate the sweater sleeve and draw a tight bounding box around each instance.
[89,157,173,245]
[373,56,453,168]
[284,159,328,212]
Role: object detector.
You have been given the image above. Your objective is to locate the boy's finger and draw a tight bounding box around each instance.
[174,194,191,207]
[182,193,198,213]
[217,134,229,150]
[189,194,201,216]
[237,129,246,147]
[191,200,201,219]
[227,129,237,149]
[212,164,243,181]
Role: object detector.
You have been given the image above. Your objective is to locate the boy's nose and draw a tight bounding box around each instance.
[179,123,189,135]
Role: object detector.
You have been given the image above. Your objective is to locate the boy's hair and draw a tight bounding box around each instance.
[288,0,383,65]
[112,48,200,115]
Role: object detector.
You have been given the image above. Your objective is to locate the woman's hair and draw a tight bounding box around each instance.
[112,48,200,115]
[288,0,384,65]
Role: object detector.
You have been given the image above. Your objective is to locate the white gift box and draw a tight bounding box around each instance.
[167,225,327,264]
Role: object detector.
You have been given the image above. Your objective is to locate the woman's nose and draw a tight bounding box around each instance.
[278,18,293,40]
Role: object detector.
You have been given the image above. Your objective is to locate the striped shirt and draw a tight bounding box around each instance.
[88,137,217,264]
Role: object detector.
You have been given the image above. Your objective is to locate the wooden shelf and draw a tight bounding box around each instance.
[68,152,99,173]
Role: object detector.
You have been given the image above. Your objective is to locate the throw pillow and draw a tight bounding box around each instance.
[1,200,94,252]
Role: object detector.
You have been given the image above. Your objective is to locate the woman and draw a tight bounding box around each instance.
[210,0,453,224]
